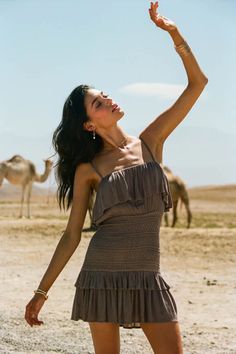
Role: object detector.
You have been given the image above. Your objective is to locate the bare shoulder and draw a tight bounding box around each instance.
[74,161,96,189]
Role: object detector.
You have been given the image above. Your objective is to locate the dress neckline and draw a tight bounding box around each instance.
[95,160,162,193]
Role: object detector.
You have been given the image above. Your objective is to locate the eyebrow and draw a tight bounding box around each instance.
[91,91,103,108]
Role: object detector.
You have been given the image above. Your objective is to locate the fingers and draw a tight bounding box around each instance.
[150,1,159,13]
[149,1,160,21]
[25,313,44,327]
[149,1,165,28]
[31,316,44,326]
[25,305,44,327]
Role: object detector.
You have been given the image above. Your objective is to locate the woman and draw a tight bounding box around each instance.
[25,2,208,353]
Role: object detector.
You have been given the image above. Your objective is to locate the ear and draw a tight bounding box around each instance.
[83,121,95,132]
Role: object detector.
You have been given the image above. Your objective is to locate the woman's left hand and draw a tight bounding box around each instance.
[149,1,177,33]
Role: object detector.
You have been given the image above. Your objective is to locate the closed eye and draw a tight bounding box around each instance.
[101,91,109,98]
[95,92,110,109]
[96,93,109,108]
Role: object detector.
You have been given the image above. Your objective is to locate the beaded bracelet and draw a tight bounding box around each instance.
[175,41,192,56]
[34,288,49,300]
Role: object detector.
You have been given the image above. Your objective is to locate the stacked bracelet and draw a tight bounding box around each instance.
[34,288,49,300]
[175,41,191,56]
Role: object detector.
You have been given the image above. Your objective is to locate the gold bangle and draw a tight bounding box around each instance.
[34,289,48,300]
[175,41,191,56]
[34,288,47,295]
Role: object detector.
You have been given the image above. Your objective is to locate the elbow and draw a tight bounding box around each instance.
[188,76,208,91]
[195,75,209,87]
[63,230,82,248]
[197,74,209,87]
[201,76,208,86]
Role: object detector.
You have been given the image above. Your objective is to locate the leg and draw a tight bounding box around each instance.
[171,200,178,227]
[180,189,192,228]
[19,185,26,218]
[140,321,183,354]
[164,212,169,227]
[184,201,192,229]
[26,182,32,218]
[89,322,120,354]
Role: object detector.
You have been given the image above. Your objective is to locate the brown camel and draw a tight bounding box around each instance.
[163,165,192,228]
[0,155,53,218]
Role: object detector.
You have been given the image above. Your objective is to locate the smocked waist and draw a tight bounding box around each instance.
[97,211,161,232]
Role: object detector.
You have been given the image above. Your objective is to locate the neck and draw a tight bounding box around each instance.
[99,126,129,152]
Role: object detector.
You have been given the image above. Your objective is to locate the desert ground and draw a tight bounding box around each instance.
[0,183,236,354]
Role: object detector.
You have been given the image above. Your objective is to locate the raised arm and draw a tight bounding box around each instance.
[25,162,93,327]
[140,1,208,153]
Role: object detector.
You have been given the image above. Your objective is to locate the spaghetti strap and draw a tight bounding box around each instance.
[90,160,103,179]
[139,136,156,162]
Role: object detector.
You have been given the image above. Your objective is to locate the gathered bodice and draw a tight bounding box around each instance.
[92,160,172,226]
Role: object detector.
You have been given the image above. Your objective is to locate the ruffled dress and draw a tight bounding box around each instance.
[71,137,178,328]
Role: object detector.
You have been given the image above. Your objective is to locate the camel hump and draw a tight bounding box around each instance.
[175,176,186,188]
[7,155,24,163]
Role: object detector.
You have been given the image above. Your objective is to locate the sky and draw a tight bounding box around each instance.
[0,0,236,189]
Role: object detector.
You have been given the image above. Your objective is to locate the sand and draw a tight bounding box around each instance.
[0,186,236,353]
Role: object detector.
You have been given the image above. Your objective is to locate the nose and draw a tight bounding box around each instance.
[105,97,113,106]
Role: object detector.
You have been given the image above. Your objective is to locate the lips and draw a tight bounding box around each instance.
[112,104,119,112]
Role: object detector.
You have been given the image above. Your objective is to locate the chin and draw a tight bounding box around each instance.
[118,110,125,118]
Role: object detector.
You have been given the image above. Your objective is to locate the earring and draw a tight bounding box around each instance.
[92,130,96,140]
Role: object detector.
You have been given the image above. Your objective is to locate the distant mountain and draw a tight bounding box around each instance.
[189,184,236,204]
[0,182,56,200]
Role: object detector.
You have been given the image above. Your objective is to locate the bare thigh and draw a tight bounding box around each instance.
[89,322,120,354]
[140,321,183,354]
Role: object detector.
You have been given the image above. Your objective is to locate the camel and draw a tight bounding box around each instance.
[163,166,192,228]
[0,155,53,218]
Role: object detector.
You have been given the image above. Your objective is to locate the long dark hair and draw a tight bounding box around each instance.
[52,84,103,210]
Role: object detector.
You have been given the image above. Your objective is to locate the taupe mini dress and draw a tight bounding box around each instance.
[71,137,178,328]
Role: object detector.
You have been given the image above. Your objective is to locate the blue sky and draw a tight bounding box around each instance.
[0,0,235,188]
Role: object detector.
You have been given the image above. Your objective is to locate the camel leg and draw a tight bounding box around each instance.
[178,187,192,228]
[171,200,179,228]
[164,212,169,227]
[26,182,33,219]
[19,185,26,218]
[184,201,192,228]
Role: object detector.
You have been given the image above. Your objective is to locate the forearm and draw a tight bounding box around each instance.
[169,28,208,86]
[37,232,81,293]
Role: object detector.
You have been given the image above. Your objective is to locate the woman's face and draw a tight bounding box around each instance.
[84,89,124,131]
